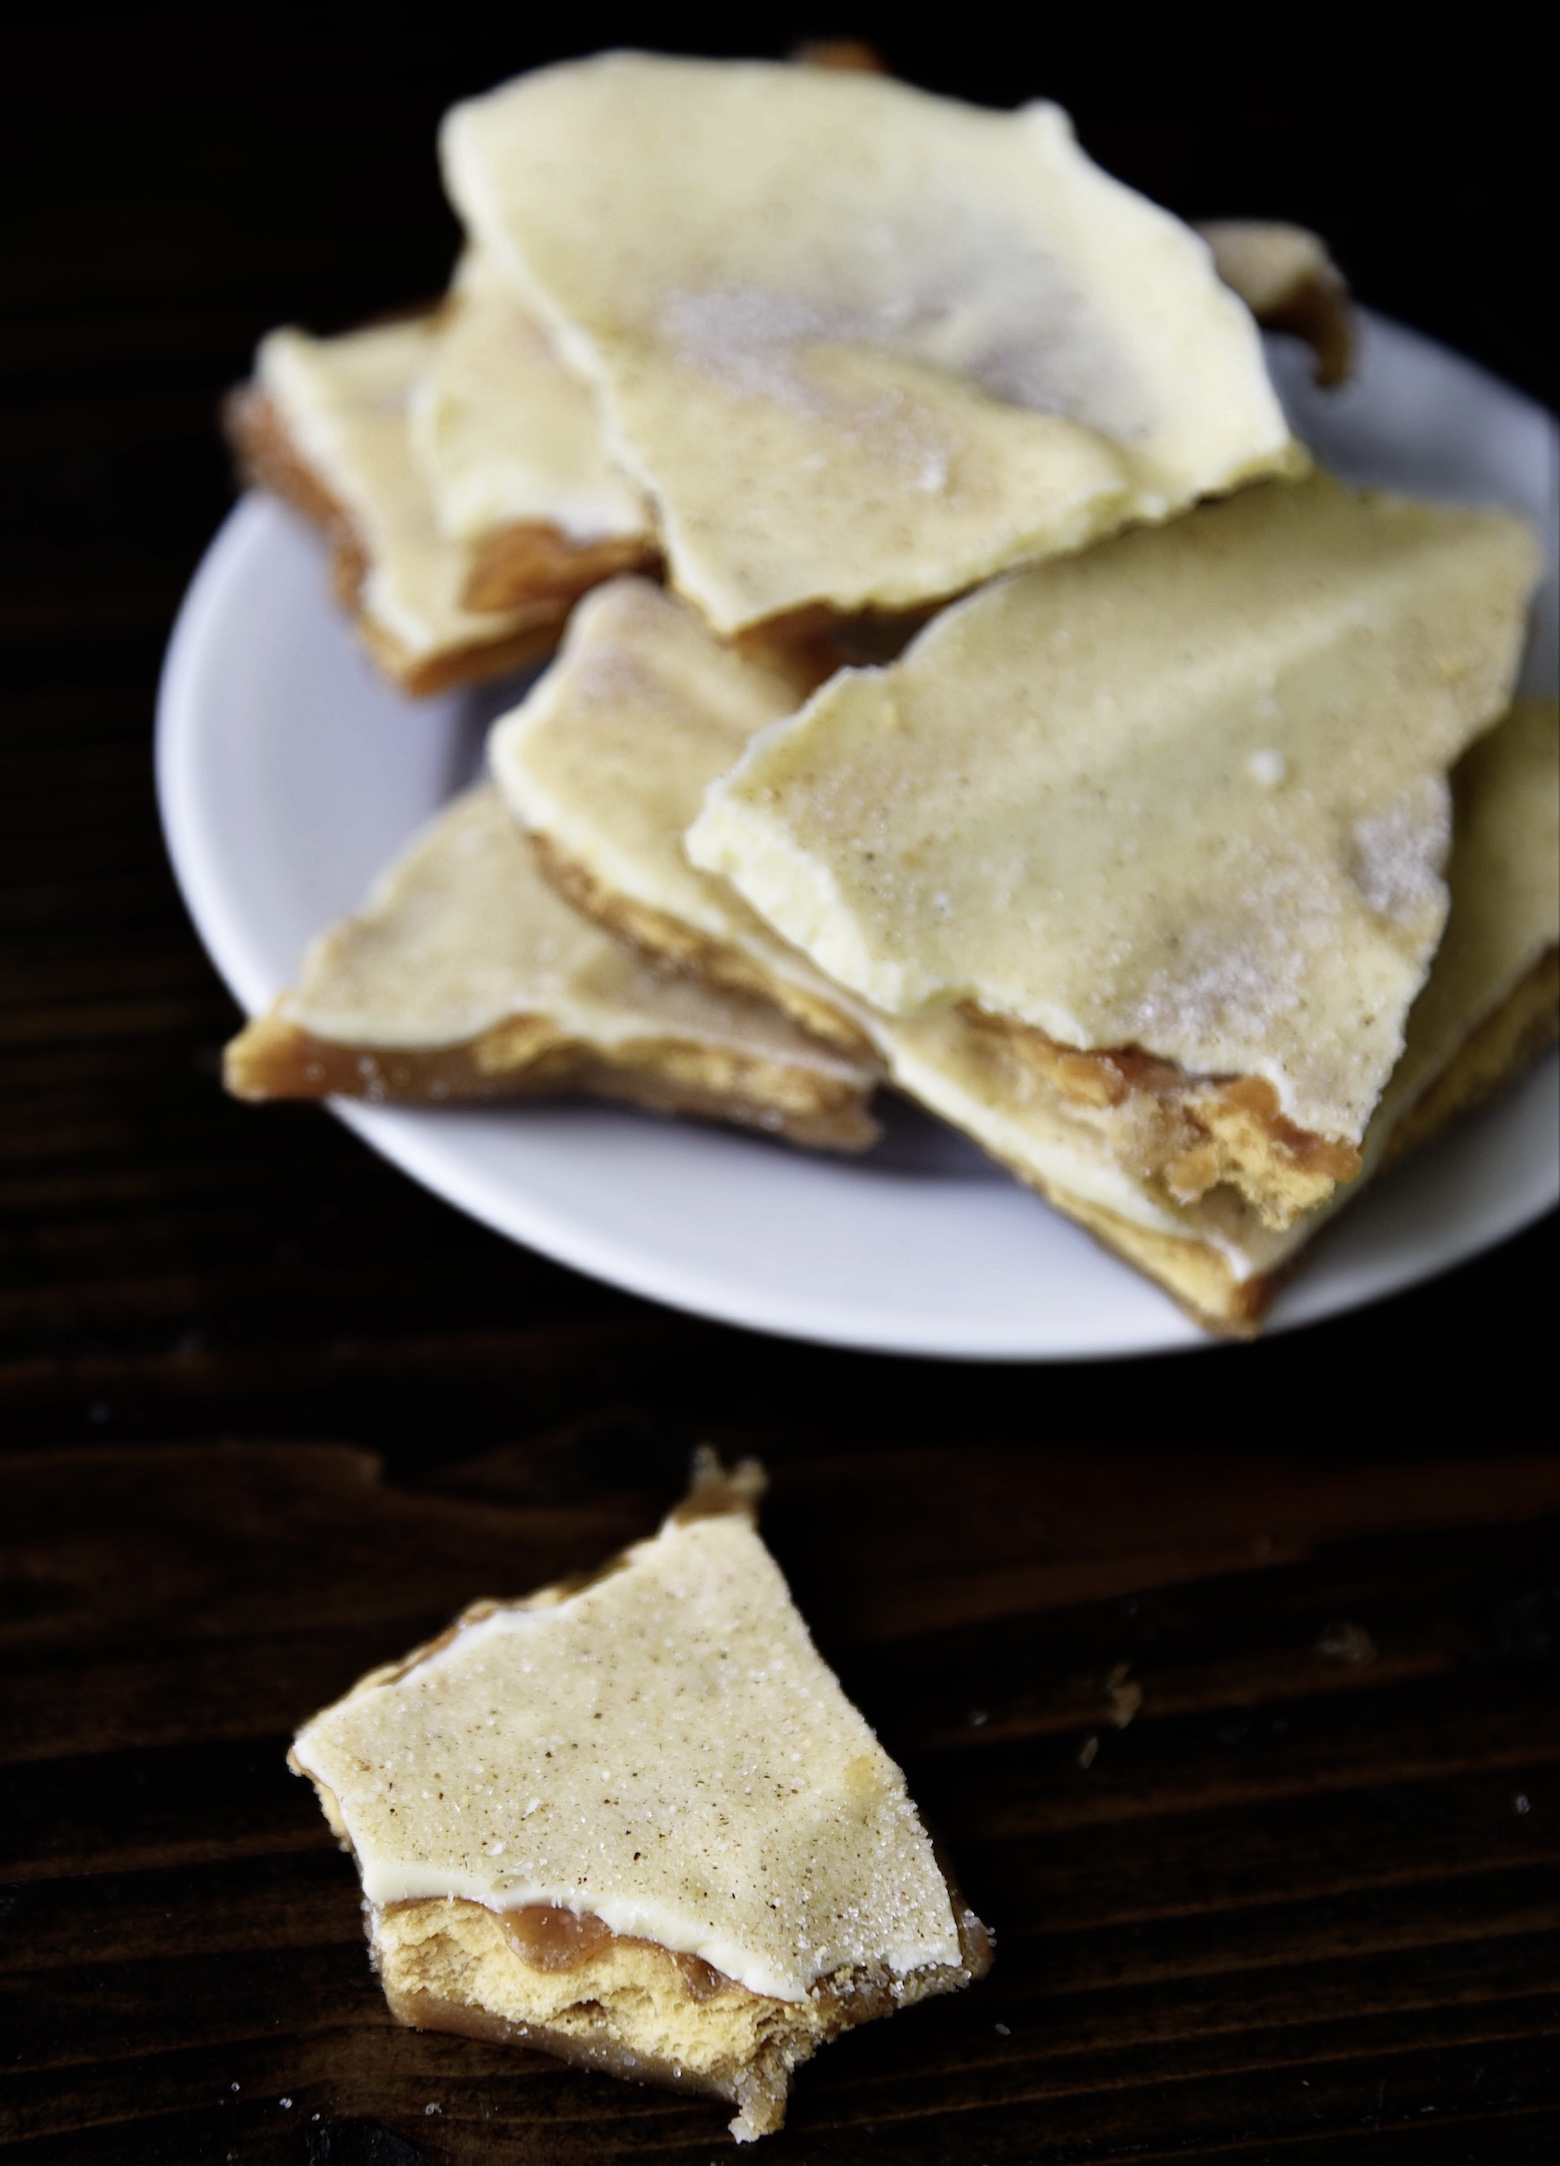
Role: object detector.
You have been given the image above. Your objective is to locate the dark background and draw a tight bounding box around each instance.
[2,10,1556,2163]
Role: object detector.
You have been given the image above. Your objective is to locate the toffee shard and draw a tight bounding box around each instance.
[691,474,1540,1147]
[239,321,562,688]
[223,784,877,1150]
[289,1459,991,2139]
[409,250,649,551]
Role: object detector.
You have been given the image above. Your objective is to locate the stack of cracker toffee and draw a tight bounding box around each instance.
[225,50,1558,1335]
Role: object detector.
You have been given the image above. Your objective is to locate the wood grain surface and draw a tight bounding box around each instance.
[2,14,1556,2162]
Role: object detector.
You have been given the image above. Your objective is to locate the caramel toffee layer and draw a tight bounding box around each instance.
[963,1010,1363,1227]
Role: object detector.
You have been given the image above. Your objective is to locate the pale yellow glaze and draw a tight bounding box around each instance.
[256,321,541,661]
[489,579,864,1033]
[441,53,1301,632]
[281,782,867,1082]
[292,1508,963,2002]
[692,476,1539,1141]
[408,253,649,547]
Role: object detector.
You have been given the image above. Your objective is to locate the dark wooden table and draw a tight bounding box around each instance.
[3,16,1556,2163]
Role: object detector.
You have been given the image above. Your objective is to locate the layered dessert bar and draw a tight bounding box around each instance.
[290,1457,990,2139]
[224,783,878,1150]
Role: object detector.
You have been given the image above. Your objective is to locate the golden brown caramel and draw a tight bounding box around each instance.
[224,384,562,694]
[499,1903,735,1999]
[500,1903,616,1972]
[462,521,657,615]
[961,1005,1363,1225]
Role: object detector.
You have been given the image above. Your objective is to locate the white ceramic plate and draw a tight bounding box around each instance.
[157,314,1558,1359]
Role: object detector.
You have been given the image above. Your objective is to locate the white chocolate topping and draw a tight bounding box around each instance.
[408,252,649,548]
[478,553,1553,1286]
[281,782,868,1082]
[256,320,542,662]
[291,1508,963,2002]
[872,700,1559,1282]
[441,53,1301,632]
[889,680,1559,1280]
[489,580,1188,1233]
[692,476,1540,1141]
[489,579,867,1034]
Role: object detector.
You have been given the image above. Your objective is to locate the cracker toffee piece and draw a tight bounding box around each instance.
[441,51,1303,634]
[881,693,1559,1331]
[223,784,877,1151]
[489,571,1554,1335]
[691,474,1540,1216]
[490,578,878,1058]
[228,319,561,694]
[289,1458,991,2140]
[228,303,648,695]
[406,250,657,612]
